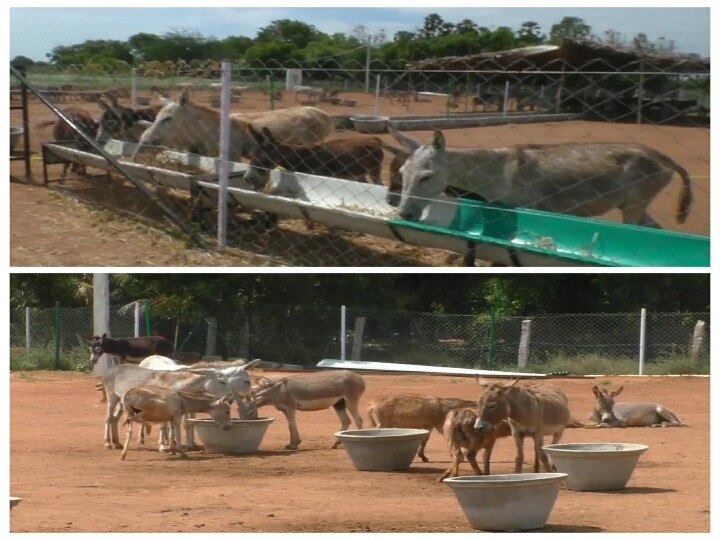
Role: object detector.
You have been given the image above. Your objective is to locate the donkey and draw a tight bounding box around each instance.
[589,385,685,427]
[120,385,233,460]
[89,334,173,365]
[244,125,386,190]
[389,126,692,227]
[474,378,571,473]
[37,106,98,178]
[248,370,366,450]
[94,94,163,143]
[366,394,479,462]
[132,88,333,166]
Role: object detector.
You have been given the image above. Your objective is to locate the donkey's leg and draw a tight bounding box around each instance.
[183,413,199,451]
[466,449,482,475]
[105,394,122,449]
[512,430,525,473]
[656,407,684,426]
[343,395,364,430]
[120,418,134,460]
[417,432,432,462]
[283,408,302,450]
[331,400,352,449]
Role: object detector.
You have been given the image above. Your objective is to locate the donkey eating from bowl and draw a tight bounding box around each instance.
[389,126,692,227]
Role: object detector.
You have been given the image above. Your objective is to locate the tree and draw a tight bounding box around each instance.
[256,19,323,50]
[11,55,35,70]
[517,21,545,45]
[419,13,447,40]
[548,16,591,44]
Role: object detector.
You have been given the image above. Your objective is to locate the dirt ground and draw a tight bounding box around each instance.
[9,89,710,267]
[9,371,709,533]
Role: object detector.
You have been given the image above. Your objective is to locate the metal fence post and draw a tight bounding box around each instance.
[488,306,497,370]
[638,308,647,375]
[54,301,61,369]
[217,59,231,247]
[340,305,347,361]
[134,301,141,337]
[144,299,151,335]
[25,306,31,362]
[517,318,532,368]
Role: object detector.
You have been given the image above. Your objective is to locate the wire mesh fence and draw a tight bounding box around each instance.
[12,40,709,266]
[10,304,709,373]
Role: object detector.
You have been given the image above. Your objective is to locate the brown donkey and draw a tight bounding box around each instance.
[590,385,685,427]
[474,378,571,473]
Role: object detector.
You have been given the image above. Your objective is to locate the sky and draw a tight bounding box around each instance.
[8,3,711,62]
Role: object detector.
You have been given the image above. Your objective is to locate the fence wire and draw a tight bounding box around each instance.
[10,305,709,372]
[13,47,709,266]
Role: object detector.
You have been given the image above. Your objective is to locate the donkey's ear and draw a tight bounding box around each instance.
[592,385,600,397]
[178,86,191,105]
[388,122,420,153]
[261,127,277,144]
[503,378,520,390]
[431,129,446,151]
[241,358,262,371]
[476,376,489,388]
[611,386,624,397]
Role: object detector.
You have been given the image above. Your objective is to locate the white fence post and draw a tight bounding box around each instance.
[217,59,232,247]
[92,273,112,375]
[131,68,137,109]
[638,308,647,375]
[134,301,141,337]
[690,320,707,362]
[340,305,347,360]
[503,81,510,116]
[351,317,366,361]
[517,319,532,368]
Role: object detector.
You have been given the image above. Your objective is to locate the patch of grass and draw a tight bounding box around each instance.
[10,345,93,372]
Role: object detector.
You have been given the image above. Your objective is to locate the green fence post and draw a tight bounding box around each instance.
[54,301,61,370]
[487,306,496,370]
[144,299,151,335]
[269,75,275,111]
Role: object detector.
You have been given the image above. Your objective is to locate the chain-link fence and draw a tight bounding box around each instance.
[12,40,709,266]
[10,303,709,373]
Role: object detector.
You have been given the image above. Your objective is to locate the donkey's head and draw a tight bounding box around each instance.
[473,378,519,433]
[592,385,624,425]
[89,333,109,365]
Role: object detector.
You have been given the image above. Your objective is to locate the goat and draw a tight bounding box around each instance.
[248,370,365,450]
[589,385,685,427]
[438,407,512,481]
[366,394,478,462]
[120,385,233,460]
[37,106,98,178]
[474,378,571,473]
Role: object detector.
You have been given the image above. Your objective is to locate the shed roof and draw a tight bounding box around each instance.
[410,39,709,73]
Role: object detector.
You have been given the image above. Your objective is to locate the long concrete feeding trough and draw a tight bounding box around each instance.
[41,139,708,267]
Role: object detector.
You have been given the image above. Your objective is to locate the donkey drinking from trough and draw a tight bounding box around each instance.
[132,88,333,169]
[589,385,685,427]
[90,333,173,365]
[101,360,260,450]
[474,378,571,473]
[390,127,692,227]
[120,385,233,460]
[94,94,163,143]
[248,370,365,450]
[243,125,388,190]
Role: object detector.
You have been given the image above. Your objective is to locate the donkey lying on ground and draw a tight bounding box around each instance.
[120,385,233,460]
[589,385,685,427]
[439,407,512,481]
[389,126,692,227]
[90,334,173,365]
[243,125,388,190]
[474,378,571,473]
[248,370,365,450]
[366,394,478,462]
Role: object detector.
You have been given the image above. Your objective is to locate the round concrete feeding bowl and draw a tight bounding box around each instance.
[10,496,22,510]
[188,417,274,454]
[543,442,648,491]
[335,428,429,471]
[10,127,24,153]
[350,115,389,133]
[443,473,567,531]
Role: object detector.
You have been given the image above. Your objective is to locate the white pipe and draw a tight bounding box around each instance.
[217,60,232,247]
[134,301,141,338]
[503,81,510,117]
[340,305,347,361]
[25,306,31,358]
[374,75,381,116]
[638,308,647,375]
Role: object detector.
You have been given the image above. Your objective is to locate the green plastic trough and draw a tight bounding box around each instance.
[390,198,709,267]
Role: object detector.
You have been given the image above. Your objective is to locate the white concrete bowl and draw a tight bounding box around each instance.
[351,115,389,133]
[443,473,567,531]
[10,127,24,152]
[334,428,429,471]
[188,417,274,454]
[543,442,648,491]
[10,496,22,510]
